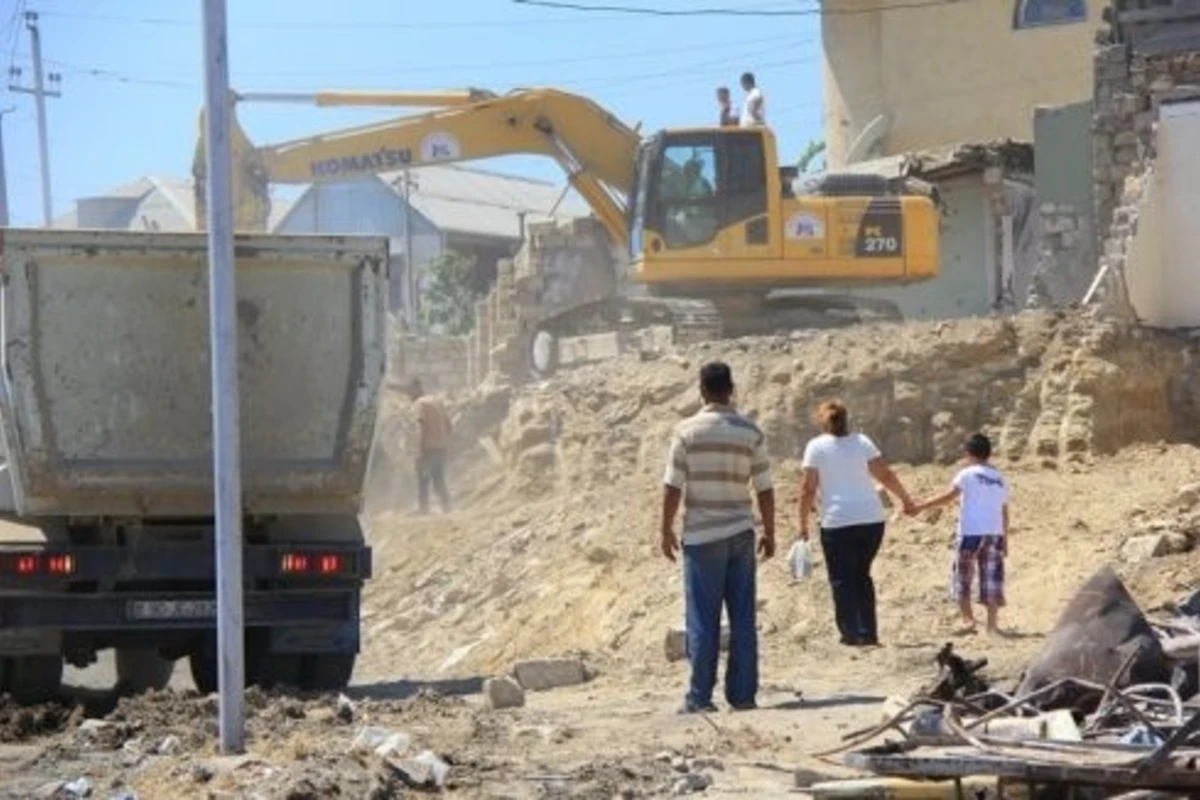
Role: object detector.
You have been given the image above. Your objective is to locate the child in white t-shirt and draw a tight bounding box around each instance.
[914,433,1010,635]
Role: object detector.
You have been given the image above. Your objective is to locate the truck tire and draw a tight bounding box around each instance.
[115,648,175,694]
[4,655,63,704]
[300,653,356,692]
[189,650,217,695]
[250,654,304,690]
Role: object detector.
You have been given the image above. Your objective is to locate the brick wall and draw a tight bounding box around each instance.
[388,323,472,396]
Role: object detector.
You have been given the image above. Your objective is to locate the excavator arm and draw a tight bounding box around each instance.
[192,88,642,246]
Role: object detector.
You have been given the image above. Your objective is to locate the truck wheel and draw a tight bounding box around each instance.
[115,648,175,694]
[4,655,63,704]
[300,653,356,692]
[189,650,217,695]
[249,654,304,690]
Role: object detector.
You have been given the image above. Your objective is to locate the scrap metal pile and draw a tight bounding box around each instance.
[812,567,1200,798]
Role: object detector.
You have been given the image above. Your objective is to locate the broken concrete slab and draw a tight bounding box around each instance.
[1122,531,1192,562]
[664,627,730,663]
[484,676,526,709]
[511,658,589,692]
[1016,566,1169,710]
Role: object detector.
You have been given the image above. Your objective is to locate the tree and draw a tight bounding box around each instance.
[798,139,826,174]
[419,251,485,336]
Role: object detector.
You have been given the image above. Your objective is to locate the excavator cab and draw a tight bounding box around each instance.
[627,125,939,292]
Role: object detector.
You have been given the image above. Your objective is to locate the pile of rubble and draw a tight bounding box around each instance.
[816,567,1200,796]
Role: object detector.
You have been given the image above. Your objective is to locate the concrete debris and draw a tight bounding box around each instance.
[1122,531,1191,562]
[1174,483,1200,509]
[512,658,589,692]
[336,693,356,723]
[62,778,92,798]
[664,627,730,663]
[385,750,450,790]
[484,676,526,709]
[670,772,711,795]
[154,734,181,755]
[350,726,396,755]
[374,732,412,759]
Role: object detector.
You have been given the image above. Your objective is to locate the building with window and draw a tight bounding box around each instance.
[822,0,1104,168]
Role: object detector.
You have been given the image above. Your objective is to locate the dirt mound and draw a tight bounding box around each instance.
[0,696,77,742]
[357,310,1200,682]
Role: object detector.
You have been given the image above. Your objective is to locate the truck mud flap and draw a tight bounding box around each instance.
[0,590,360,630]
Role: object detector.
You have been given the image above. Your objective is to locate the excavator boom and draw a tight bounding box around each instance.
[193,88,641,245]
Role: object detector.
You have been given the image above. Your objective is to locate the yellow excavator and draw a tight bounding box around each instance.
[193,88,939,373]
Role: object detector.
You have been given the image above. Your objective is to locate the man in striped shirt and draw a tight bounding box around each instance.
[661,361,775,713]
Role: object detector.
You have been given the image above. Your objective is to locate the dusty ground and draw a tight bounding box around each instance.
[4,310,1200,798]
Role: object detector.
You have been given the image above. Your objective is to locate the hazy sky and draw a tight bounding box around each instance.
[0,0,823,226]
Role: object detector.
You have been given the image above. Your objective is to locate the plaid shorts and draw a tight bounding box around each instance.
[951,535,1006,606]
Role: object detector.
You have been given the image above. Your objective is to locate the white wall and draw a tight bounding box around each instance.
[1128,100,1200,328]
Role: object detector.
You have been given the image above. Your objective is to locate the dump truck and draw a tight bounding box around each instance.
[0,228,385,703]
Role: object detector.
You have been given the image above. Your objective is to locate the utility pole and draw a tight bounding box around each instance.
[8,12,62,227]
[0,108,14,227]
[200,0,246,754]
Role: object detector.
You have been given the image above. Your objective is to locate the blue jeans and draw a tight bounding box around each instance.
[683,529,758,709]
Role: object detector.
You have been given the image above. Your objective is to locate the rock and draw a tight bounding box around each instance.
[387,750,450,790]
[664,627,730,663]
[63,778,93,798]
[512,658,589,691]
[350,726,395,755]
[1176,483,1200,509]
[33,783,65,800]
[689,756,724,771]
[794,766,840,788]
[108,793,138,800]
[375,732,412,759]
[653,750,675,763]
[155,734,181,755]
[670,755,689,773]
[671,772,711,795]
[78,719,112,735]
[1122,532,1190,562]
[484,676,526,709]
[192,764,216,784]
[336,693,355,723]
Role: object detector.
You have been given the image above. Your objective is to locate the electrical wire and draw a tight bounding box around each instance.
[34,8,636,30]
[511,0,973,17]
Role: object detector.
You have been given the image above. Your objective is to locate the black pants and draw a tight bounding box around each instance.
[821,522,885,644]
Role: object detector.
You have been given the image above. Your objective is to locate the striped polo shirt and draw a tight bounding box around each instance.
[663,403,773,546]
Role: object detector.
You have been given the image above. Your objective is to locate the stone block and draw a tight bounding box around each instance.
[512,658,589,691]
[664,627,731,663]
[484,676,526,709]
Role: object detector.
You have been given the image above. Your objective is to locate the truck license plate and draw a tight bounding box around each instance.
[127,599,217,620]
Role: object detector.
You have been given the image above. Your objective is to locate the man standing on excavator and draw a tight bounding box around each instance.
[407,378,452,514]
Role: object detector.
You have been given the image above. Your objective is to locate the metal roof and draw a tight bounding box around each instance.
[377,164,590,239]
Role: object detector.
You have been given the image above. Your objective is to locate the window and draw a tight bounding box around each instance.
[655,140,721,249]
[1014,0,1086,29]
[721,132,767,228]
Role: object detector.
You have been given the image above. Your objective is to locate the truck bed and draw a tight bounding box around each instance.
[0,229,389,517]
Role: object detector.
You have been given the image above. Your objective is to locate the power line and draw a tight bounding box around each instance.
[35,8,635,29]
[511,0,967,16]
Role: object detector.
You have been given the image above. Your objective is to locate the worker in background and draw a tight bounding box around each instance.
[739,72,765,127]
[407,378,452,514]
[716,86,738,127]
[661,362,775,713]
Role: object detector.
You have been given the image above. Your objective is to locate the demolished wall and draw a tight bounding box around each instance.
[1092,2,1200,316]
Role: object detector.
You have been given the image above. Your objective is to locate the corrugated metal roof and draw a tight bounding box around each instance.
[379,164,590,239]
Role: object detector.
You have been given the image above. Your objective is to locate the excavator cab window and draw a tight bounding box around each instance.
[634,130,769,253]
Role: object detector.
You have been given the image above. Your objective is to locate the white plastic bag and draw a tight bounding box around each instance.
[788,539,813,581]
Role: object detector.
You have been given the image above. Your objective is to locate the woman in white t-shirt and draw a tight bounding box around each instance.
[799,401,915,647]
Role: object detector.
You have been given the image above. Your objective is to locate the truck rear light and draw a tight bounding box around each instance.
[280,552,347,575]
[46,554,76,575]
[5,552,75,576]
[281,553,311,573]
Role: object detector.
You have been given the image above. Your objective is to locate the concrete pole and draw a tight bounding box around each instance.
[26,14,52,227]
[200,0,245,754]
[0,108,13,227]
[402,170,417,326]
